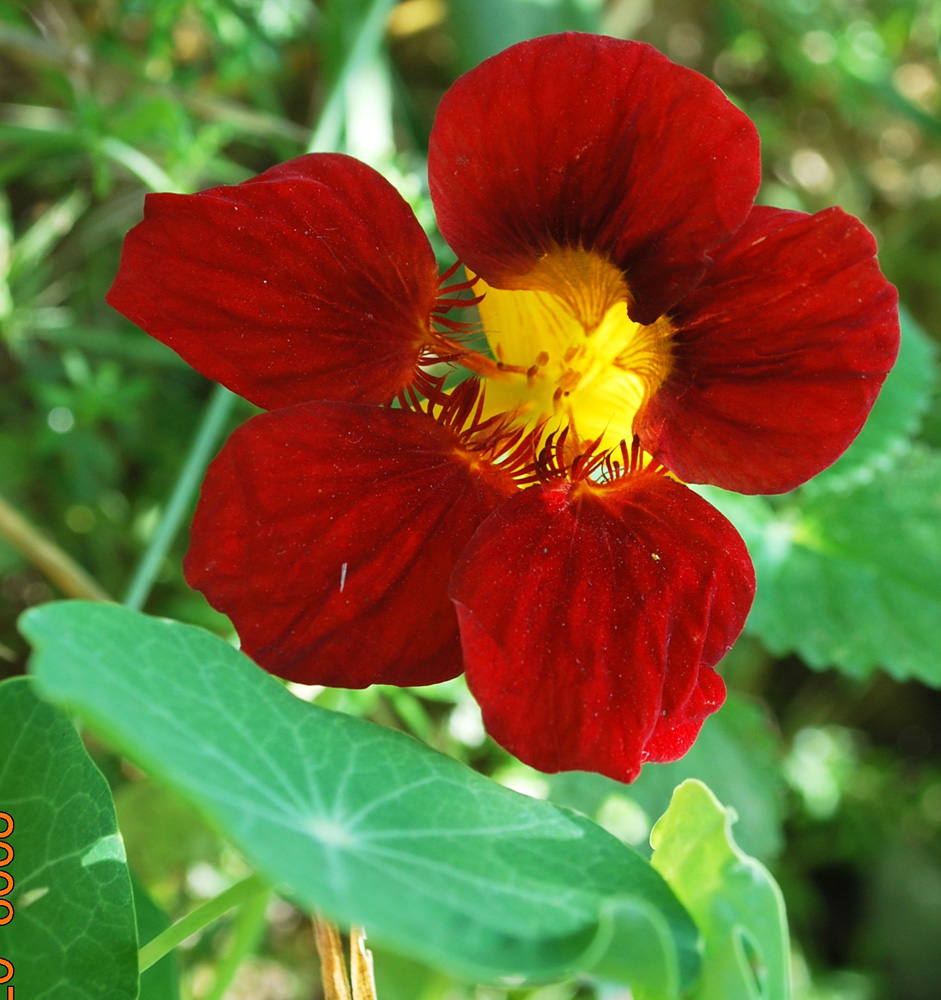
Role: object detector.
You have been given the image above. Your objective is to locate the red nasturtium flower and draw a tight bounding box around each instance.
[108,34,899,782]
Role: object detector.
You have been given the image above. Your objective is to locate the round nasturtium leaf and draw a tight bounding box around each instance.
[21,600,700,990]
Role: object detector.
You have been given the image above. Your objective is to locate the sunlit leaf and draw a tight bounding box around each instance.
[0,677,139,1000]
[22,600,700,989]
[650,780,790,1000]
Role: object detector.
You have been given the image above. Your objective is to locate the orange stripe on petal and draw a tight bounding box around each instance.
[185,401,517,687]
[449,472,754,782]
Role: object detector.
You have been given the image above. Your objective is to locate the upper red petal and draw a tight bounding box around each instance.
[185,401,516,687]
[638,206,901,494]
[428,33,760,324]
[448,472,755,782]
[107,154,439,409]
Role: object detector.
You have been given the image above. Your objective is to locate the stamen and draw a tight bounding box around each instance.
[496,360,532,375]
[434,262,485,315]
[533,432,668,486]
[417,260,487,365]
[399,377,545,485]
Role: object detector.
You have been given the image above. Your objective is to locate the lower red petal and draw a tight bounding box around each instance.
[185,401,515,686]
[642,666,726,763]
[107,154,438,409]
[638,206,900,494]
[448,472,754,782]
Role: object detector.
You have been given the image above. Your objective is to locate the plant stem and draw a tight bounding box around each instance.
[314,917,353,1000]
[308,0,397,153]
[138,874,269,974]
[0,493,112,601]
[350,926,378,1000]
[122,383,236,611]
[200,885,272,1000]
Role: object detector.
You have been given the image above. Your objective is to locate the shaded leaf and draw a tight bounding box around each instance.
[0,677,139,1000]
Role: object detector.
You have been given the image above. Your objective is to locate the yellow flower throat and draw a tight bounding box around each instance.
[473,248,674,454]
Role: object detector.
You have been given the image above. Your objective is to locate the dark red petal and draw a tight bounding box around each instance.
[185,401,515,687]
[638,206,900,494]
[642,667,726,763]
[448,472,755,782]
[107,154,438,409]
[428,33,760,324]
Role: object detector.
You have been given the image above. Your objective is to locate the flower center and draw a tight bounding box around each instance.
[473,247,674,452]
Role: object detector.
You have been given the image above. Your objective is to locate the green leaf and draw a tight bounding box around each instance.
[650,780,790,1000]
[0,677,139,1000]
[132,877,179,1000]
[703,448,941,683]
[551,694,784,864]
[370,943,456,1000]
[807,306,938,493]
[21,601,699,989]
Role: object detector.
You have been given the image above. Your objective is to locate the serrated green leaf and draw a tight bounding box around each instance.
[0,677,139,1000]
[21,601,699,988]
[650,780,790,1000]
[807,306,938,492]
[704,449,941,683]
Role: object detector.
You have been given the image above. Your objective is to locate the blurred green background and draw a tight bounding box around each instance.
[2,1,940,998]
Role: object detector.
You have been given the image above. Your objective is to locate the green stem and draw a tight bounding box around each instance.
[123,382,237,611]
[201,886,272,1000]
[307,0,397,153]
[138,874,269,974]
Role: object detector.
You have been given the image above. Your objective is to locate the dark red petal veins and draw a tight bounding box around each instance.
[185,401,516,687]
[638,205,900,494]
[428,33,760,323]
[448,472,755,782]
[107,154,439,409]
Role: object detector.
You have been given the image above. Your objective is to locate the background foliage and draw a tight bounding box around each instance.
[2,1,940,998]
